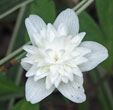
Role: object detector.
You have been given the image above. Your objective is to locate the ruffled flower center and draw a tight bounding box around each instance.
[24,23,91,89]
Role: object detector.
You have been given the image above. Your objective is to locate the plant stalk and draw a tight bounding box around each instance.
[0,0,33,19]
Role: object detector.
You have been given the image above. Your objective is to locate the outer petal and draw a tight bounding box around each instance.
[21,56,35,65]
[71,32,86,47]
[25,15,46,45]
[46,76,53,90]
[54,9,79,36]
[21,61,31,71]
[57,76,86,103]
[23,45,39,55]
[47,23,56,42]
[26,65,37,77]
[25,77,55,104]
[79,41,108,72]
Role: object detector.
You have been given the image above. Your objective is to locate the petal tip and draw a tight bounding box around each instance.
[82,32,86,36]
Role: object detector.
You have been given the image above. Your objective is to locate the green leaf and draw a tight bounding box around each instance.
[0,101,9,110]
[88,70,110,110]
[0,92,24,101]
[30,0,56,23]
[96,68,113,109]
[0,0,30,17]
[96,0,113,70]
[0,74,23,93]
[0,74,24,101]
[96,0,113,40]
[78,100,89,110]
[13,99,39,110]
[79,11,104,44]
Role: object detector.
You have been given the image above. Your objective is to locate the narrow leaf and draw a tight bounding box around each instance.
[96,0,113,70]
[30,0,56,23]
[13,99,39,110]
[0,74,23,93]
[79,11,104,44]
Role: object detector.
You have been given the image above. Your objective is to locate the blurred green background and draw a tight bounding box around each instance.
[0,0,113,110]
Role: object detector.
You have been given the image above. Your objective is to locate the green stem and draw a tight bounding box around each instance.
[8,67,24,110]
[78,101,89,110]
[7,6,27,110]
[97,67,113,109]
[0,42,30,67]
[6,3,26,55]
[73,0,94,15]
[0,0,33,19]
[73,0,87,11]
[15,52,26,62]
[89,70,109,110]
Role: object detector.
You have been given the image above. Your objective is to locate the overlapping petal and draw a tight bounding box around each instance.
[21,61,31,71]
[54,9,79,36]
[57,76,86,103]
[25,77,55,104]
[79,41,108,72]
[25,15,46,45]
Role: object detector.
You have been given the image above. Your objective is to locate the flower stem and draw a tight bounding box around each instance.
[0,0,33,19]
[8,67,24,110]
[6,3,27,55]
[73,0,94,15]
[0,42,30,67]
[88,70,109,110]
[73,0,87,11]
[7,5,27,110]
[97,67,113,109]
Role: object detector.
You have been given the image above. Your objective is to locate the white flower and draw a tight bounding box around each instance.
[21,9,108,104]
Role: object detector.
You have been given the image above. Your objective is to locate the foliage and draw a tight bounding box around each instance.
[13,99,39,110]
[0,0,113,110]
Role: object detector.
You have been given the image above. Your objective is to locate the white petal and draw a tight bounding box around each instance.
[54,76,61,88]
[35,67,48,77]
[32,33,43,47]
[53,36,65,49]
[67,57,88,68]
[34,73,47,81]
[57,23,67,36]
[50,73,59,84]
[65,72,74,82]
[72,66,83,77]
[47,23,56,41]
[25,77,55,104]
[23,45,38,54]
[71,51,80,57]
[54,9,79,36]
[21,56,35,65]
[25,15,46,45]
[40,29,47,38]
[62,76,68,83]
[26,65,37,77]
[46,49,55,60]
[58,76,86,103]
[21,61,31,71]
[46,76,53,90]
[75,47,91,56]
[66,32,86,52]
[73,57,88,65]
[64,66,74,81]
[71,32,86,47]
[79,41,108,72]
